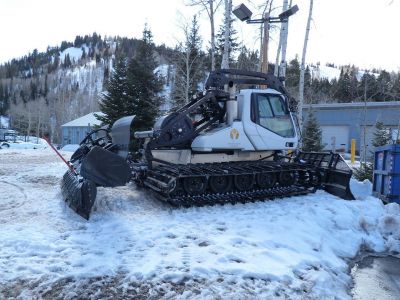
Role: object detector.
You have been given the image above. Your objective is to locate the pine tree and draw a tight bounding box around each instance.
[125,25,163,132]
[215,14,239,69]
[236,46,259,71]
[353,162,373,181]
[355,121,391,182]
[302,110,323,152]
[63,54,72,68]
[285,57,300,88]
[333,68,352,102]
[376,70,391,101]
[0,83,4,115]
[358,72,379,101]
[390,73,400,100]
[372,121,391,147]
[96,56,129,126]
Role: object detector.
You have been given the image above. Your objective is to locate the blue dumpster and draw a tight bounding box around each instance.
[373,144,400,204]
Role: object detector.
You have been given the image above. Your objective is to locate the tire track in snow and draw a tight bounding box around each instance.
[0,180,28,210]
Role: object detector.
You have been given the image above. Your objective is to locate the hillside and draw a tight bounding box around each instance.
[1,32,400,144]
[0,33,178,143]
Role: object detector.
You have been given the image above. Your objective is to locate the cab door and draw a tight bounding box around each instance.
[252,93,298,150]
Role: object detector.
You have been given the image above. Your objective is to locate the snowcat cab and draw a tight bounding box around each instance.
[61,69,354,219]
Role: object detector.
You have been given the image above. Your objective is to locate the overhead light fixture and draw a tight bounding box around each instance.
[278,4,299,21]
[232,3,253,22]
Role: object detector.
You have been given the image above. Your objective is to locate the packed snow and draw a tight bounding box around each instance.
[0,149,399,299]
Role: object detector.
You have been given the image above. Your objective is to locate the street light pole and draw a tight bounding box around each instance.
[233,3,298,74]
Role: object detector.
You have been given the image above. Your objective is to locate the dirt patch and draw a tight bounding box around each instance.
[25,175,60,185]
[0,275,298,299]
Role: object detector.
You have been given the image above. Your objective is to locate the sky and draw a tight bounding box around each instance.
[0,0,399,71]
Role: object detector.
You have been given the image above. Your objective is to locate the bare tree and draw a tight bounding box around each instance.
[171,16,205,107]
[221,0,232,69]
[298,0,313,143]
[186,0,222,71]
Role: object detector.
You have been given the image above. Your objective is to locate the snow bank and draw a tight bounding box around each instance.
[0,150,399,299]
[350,178,373,200]
[2,141,47,150]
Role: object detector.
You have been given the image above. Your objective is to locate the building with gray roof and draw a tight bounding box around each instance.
[61,112,104,146]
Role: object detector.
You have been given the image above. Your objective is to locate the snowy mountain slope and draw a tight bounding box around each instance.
[310,65,341,81]
[0,115,9,128]
[0,149,399,299]
[156,64,173,113]
[310,65,380,81]
[60,46,89,63]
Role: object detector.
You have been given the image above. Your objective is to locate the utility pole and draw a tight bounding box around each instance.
[261,12,270,73]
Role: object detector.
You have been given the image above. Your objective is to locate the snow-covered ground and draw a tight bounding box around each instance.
[0,149,399,299]
[0,137,47,150]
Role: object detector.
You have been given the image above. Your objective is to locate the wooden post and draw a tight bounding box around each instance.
[261,13,269,74]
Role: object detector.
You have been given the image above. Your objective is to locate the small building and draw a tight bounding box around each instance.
[302,101,400,155]
[61,112,104,146]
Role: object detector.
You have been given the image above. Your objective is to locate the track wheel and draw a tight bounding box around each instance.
[256,172,276,189]
[298,170,311,186]
[234,174,254,191]
[310,170,322,187]
[279,171,296,186]
[209,176,232,193]
[183,176,207,195]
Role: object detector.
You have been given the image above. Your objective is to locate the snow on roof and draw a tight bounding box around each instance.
[61,112,104,127]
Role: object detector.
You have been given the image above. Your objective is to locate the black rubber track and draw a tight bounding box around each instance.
[143,160,319,207]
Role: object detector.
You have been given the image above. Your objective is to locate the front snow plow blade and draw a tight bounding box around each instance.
[297,152,355,200]
[62,170,97,219]
[60,115,135,219]
[80,146,131,187]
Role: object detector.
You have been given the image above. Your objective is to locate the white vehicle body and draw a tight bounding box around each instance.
[191,88,299,152]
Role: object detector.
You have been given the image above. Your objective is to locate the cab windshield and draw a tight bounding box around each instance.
[252,93,295,138]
